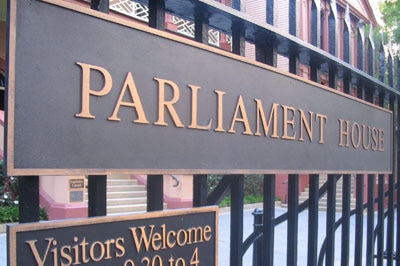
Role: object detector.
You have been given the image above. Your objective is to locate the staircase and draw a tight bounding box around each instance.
[299,175,356,212]
[86,175,148,215]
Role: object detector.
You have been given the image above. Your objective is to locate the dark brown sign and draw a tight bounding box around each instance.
[69,179,85,189]
[5,0,393,175]
[7,207,218,266]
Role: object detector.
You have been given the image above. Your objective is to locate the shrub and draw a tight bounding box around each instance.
[0,161,19,206]
[0,160,48,222]
[207,174,265,206]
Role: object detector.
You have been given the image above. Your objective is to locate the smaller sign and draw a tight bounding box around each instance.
[69,179,85,189]
[69,191,84,202]
[7,207,218,266]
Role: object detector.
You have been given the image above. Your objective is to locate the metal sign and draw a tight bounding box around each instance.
[7,207,218,266]
[5,0,392,175]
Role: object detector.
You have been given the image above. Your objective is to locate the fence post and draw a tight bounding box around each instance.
[88,175,107,217]
[193,174,208,207]
[230,174,244,266]
[366,174,375,266]
[252,208,263,266]
[307,174,319,266]
[148,0,165,30]
[287,174,299,266]
[325,174,337,266]
[263,174,275,266]
[354,174,364,266]
[147,175,164,211]
[341,174,351,266]
[18,176,39,223]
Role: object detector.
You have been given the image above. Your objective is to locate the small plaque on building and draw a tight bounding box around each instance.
[69,179,85,189]
[7,207,218,266]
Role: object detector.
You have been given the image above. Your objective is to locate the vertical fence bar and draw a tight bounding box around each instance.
[148,0,165,30]
[385,96,395,264]
[357,21,365,71]
[388,50,394,87]
[379,42,385,82]
[343,4,350,64]
[328,2,337,89]
[325,174,337,266]
[386,175,394,266]
[397,90,400,265]
[376,174,385,266]
[341,174,351,266]
[91,0,109,13]
[343,4,351,94]
[88,175,107,217]
[231,0,244,56]
[147,175,164,211]
[288,0,299,75]
[193,174,208,207]
[256,0,277,67]
[310,0,320,83]
[354,174,364,266]
[307,174,319,266]
[263,174,275,266]
[194,9,209,45]
[367,26,375,77]
[230,174,244,266]
[18,176,40,223]
[287,174,299,266]
[252,208,263,266]
[366,174,375,266]
[232,22,245,56]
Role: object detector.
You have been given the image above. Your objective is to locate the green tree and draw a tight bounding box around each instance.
[380,0,400,44]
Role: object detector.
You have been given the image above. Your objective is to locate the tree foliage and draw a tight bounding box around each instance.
[380,0,400,44]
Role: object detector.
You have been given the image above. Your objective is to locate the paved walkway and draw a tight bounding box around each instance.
[0,206,384,266]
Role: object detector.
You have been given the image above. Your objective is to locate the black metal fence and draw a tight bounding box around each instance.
[18,0,400,265]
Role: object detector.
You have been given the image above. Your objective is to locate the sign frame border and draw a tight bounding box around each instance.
[5,0,394,176]
[7,206,219,266]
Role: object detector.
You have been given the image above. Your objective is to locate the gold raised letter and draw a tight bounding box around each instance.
[25,238,54,266]
[228,96,253,135]
[214,90,226,132]
[351,122,361,148]
[338,119,350,147]
[75,62,112,119]
[282,105,296,140]
[299,109,314,142]
[254,100,279,138]
[188,85,212,130]
[378,129,384,152]
[108,72,149,124]
[154,78,184,128]
[316,114,327,144]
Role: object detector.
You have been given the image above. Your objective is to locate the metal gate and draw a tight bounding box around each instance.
[12,0,400,265]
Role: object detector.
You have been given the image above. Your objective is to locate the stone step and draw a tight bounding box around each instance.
[107,204,147,214]
[107,179,138,186]
[107,197,147,206]
[85,175,150,216]
[107,191,146,199]
[300,190,354,197]
[107,185,146,192]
